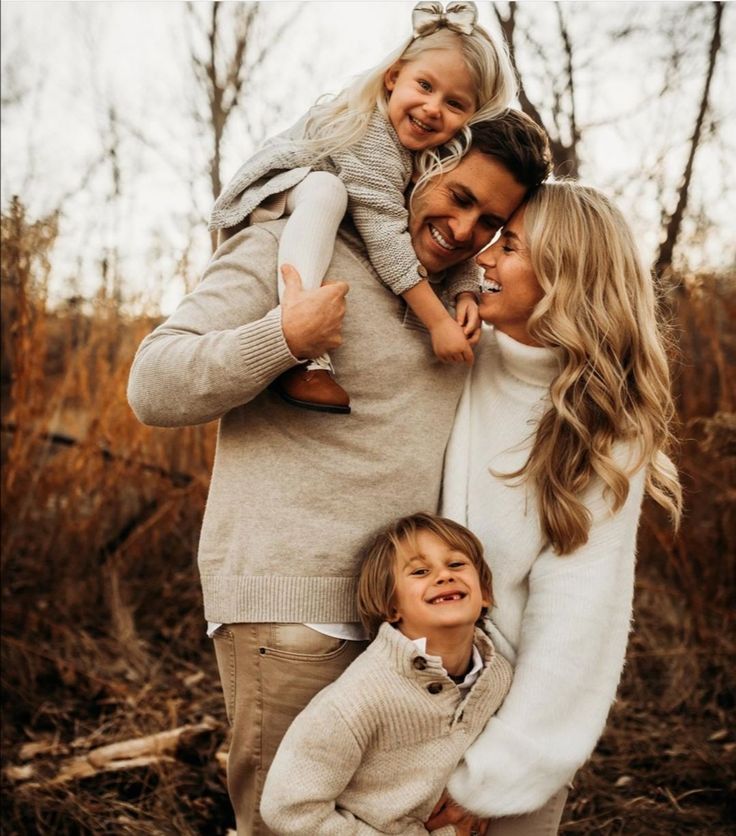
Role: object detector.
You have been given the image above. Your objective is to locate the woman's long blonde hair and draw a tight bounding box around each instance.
[296,23,516,192]
[512,181,682,554]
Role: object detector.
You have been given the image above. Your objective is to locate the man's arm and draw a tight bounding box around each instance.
[127,227,347,427]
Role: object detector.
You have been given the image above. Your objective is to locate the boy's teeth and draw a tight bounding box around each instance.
[431,593,462,603]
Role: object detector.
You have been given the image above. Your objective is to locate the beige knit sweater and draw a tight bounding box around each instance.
[260,623,513,835]
[127,221,468,624]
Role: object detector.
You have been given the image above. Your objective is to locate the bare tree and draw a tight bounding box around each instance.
[186,1,302,250]
[654,1,725,283]
[493,1,580,176]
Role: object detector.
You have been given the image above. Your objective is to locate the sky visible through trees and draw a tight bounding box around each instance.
[1,0,734,312]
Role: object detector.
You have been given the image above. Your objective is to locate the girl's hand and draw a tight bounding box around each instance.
[455,292,482,346]
[427,790,488,835]
[430,318,474,366]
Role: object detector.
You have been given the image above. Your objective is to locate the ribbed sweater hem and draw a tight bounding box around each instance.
[201,575,359,623]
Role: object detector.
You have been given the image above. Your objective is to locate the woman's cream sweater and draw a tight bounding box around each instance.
[441,327,646,817]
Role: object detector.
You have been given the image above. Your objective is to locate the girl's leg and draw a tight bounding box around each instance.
[272,172,351,413]
[277,171,348,299]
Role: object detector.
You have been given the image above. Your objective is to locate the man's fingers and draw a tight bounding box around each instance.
[322,279,350,298]
[280,264,303,296]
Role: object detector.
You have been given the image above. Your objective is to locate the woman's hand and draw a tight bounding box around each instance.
[427,790,488,835]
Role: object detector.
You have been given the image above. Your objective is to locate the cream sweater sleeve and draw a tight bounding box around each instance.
[448,457,646,818]
[127,226,299,427]
[260,699,435,836]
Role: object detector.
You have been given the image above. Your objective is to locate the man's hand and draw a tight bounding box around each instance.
[280,264,349,360]
[427,790,488,836]
[430,318,474,366]
[455,292,482,347]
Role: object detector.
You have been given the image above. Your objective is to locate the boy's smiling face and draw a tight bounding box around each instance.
[389,529,489,640]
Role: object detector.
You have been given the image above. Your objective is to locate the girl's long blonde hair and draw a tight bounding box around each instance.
[296,23,516,190]
[513,181,682,554]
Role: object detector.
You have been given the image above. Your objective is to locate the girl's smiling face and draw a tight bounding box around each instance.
[476,208,545,346]
[384,48,476,152]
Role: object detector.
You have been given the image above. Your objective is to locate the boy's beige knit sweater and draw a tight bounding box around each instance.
[260,623,513,835]
[127,221,468,624]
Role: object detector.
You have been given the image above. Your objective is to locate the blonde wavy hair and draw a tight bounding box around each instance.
[296,23,516,193]
[509,181,682,554]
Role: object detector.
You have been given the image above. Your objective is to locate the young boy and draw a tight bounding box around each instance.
[260,512,512,835]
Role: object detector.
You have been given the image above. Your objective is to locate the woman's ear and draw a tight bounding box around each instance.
[384,63,401,92]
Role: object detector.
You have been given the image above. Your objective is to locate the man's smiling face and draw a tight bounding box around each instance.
[408,150,527,276]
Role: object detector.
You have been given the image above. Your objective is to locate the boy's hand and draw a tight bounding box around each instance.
[430,318,474,366]
[455,292,481,347]
[427,791,488,835]
[280,264,349,360]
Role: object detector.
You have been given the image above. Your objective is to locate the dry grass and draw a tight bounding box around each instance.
[1,199,734,833]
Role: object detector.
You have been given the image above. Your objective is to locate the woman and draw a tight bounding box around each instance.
[431,180,682,835]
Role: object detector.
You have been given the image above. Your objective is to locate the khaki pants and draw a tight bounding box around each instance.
[213,623,368,836]
[487,786,569,835]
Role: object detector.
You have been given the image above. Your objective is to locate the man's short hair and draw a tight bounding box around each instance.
[356,512,494,640]
[469,109,552,191]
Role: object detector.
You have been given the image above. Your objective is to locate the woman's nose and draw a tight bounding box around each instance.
[477,243,498,267]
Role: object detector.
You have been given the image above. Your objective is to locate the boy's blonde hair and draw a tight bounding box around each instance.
[357,512,494,640]
[295,18,516,191]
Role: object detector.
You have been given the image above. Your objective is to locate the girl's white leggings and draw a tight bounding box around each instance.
[277,172,348,369]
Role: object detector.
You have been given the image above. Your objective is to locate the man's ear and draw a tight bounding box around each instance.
[384,63,401,92]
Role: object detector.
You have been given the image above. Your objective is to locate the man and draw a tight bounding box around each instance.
[128,110,551,836]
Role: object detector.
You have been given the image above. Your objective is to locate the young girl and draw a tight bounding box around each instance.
[210,1,516,414]
[260,512,512,835]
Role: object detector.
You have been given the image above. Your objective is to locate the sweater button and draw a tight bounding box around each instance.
[412,657,427,671]
[427,682,443,695]
[417,264,428,278]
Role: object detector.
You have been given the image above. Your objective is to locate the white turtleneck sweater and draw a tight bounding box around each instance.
[441,327,646,818]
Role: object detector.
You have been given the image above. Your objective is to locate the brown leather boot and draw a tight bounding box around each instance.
[271,366,351,414]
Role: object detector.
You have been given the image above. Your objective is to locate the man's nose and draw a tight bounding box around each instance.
[449,215,474,242]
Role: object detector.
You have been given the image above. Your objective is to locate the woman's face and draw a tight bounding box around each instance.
[476,207,545,346]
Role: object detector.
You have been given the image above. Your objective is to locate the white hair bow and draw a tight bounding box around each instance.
[412,1,478,38]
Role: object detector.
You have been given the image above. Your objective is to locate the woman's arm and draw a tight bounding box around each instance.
[447,462,647,818]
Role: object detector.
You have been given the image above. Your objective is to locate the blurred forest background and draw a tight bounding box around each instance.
[1,1,735,833]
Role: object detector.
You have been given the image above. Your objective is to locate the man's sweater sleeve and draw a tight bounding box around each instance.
[448,458,646,818]
[332,115,424,297]
[127,227,299,427]
[260,699,434,836]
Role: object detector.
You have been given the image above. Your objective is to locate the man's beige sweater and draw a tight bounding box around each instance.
[127,221,468,624]
[260,623,513,835]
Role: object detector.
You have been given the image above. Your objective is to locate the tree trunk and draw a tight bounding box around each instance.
[654,1,724,283]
